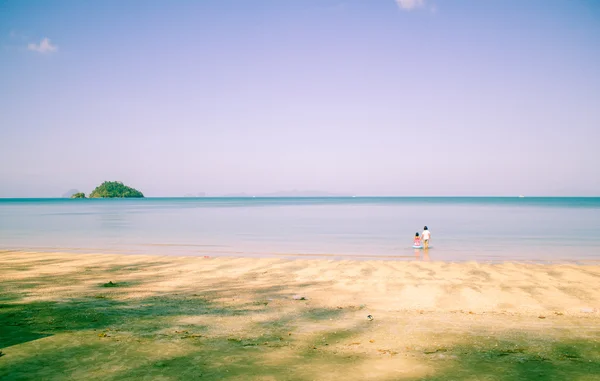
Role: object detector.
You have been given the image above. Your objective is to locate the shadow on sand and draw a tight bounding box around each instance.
[1,255,599,381]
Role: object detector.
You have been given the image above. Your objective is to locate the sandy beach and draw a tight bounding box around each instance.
[1,251,600,380]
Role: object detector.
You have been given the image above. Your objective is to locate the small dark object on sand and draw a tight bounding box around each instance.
[367,315,374,321]
[103,281,118,287]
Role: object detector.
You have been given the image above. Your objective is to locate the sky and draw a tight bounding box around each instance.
[1,0,599,197]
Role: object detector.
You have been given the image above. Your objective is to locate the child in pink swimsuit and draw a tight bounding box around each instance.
[413,232,422,247]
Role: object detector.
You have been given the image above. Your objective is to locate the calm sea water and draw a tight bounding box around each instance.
[1,197,599,262]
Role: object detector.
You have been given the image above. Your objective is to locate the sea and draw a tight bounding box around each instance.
[1,197,599,262]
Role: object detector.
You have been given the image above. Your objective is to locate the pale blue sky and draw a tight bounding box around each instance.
[1,0,599,197]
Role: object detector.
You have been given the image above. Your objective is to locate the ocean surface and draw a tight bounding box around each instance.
[1,197,599,262]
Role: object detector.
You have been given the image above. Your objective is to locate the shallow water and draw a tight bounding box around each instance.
[1,197,599,262]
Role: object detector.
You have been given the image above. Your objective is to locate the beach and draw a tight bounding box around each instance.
[2,250,599,380]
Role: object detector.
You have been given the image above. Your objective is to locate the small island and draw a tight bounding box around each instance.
[89,181,144,198]
[70,192,86,199]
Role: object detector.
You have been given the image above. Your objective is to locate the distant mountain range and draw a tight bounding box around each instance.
[180,190,352,197]
[222,190,353,197]
[62,189,81,198]
[183,192,207,197]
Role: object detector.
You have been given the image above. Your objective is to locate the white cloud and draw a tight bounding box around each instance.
[395,0,425,11]
[27,37,58,53]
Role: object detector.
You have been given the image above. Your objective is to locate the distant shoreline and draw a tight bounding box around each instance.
[1,196,600,200]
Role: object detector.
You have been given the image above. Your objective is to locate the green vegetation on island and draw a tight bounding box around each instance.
[70,192,86,199]
[89,181,144,198]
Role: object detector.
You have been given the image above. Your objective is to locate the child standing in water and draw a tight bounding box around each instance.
[413,232,422,248]
[422,226,431,248]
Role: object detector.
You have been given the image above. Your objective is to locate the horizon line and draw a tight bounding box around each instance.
[1,195,600,199]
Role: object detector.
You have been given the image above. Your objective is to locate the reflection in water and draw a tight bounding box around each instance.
[414,247,431,261]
